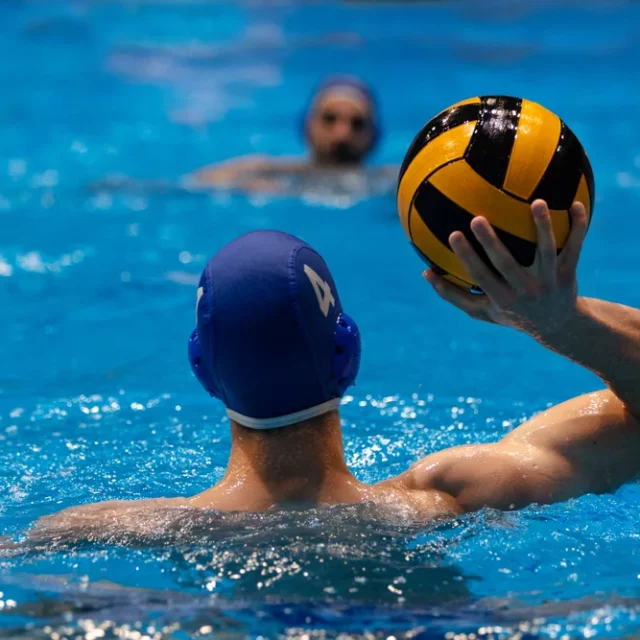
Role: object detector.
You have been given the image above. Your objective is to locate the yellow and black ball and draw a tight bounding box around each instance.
[397,96,595,291]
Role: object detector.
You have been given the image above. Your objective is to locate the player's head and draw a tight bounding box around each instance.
[303,76,380,166]
[188,230,361,430]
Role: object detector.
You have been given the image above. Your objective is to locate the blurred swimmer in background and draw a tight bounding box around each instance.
[90,75,397,198]
[192,75,397,193]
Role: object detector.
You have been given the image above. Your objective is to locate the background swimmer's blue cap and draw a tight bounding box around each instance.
[301,75,381,154]
[188,230,361,429]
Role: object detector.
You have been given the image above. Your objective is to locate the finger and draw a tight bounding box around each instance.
[531,199,557,281]
[423,269,492,321]
[469,217,529,291]
[448,230,509,302]
[558,201,588,275]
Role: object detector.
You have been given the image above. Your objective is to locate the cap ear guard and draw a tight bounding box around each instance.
[189,312,361,400]
[333,312,361,396]
[188,329,219,398]
[188,282,223,399]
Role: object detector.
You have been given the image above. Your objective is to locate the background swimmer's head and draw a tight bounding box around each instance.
[303,76,380,166]
[188,230,361,430]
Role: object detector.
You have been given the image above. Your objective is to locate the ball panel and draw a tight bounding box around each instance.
[398,101,482,182]
[581,151,596,219]
[465,96,522,190]
[411,245,474,290]
[408,203,474,287]
[449,97,482,109]
[574,174,592,225]
[397,122,476,239]
[428,160,570,244]
[503,99,562,200]
[398,95,595,291]
[413,179,539,273]
[442,273,476,290]
[531,122,584,209]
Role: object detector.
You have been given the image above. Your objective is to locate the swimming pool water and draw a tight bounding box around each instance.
[2,1,640,638]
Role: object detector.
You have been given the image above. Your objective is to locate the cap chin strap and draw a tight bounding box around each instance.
[226,398,341,430]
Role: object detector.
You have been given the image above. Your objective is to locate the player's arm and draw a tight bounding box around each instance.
[410,199,640,510]
[528,296,640,419]
[425,199,640,419]
[20,498,189,549]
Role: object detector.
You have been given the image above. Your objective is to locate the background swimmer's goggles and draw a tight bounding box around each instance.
[301,77,382,154]
[320,111,369,133]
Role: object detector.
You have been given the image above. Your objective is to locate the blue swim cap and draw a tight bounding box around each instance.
[301,75,382,155]
[188,231,361,429]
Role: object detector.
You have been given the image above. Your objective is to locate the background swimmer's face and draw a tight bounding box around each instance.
[307,94,374,166]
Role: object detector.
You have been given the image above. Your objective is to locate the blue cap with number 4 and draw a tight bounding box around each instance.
[188,230,361,429]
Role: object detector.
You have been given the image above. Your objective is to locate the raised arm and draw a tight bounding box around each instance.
[531,296,640,419]
[426,200,640,418]
[404,200,640,512]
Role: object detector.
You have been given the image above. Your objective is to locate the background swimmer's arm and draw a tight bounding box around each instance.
[193,154,270,186]
[0,536,19,551]
[376,164,400,179]
[192,155,306,192]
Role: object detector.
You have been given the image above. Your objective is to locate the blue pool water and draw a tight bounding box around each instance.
[2,1,640,638]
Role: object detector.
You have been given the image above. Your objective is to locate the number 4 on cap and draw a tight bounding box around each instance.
[304,264,335,318]
[196,286,204,323]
